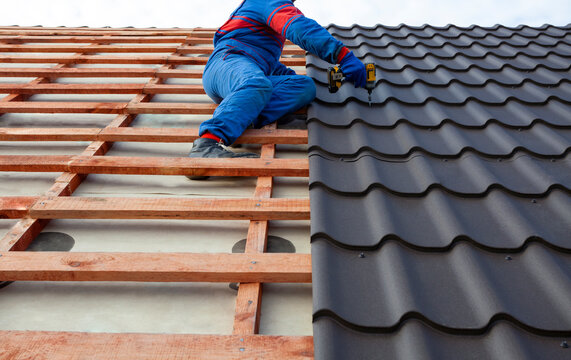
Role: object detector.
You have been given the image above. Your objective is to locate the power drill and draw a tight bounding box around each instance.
[328,63,376,107]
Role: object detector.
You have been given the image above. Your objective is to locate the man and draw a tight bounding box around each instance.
[190,0,366,159]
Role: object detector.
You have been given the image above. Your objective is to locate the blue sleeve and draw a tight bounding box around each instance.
[261,0,346,64]
[284,17,346,64]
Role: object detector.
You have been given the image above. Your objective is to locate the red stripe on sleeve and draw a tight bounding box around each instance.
[336,46,350,64]
[269,6,304,36]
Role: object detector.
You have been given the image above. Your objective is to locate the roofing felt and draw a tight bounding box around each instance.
[307,24,571,359]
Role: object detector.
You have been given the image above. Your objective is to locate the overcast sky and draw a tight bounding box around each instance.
[1,0,570,28]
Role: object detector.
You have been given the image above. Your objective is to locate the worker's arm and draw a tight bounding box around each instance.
[263,0,365,86]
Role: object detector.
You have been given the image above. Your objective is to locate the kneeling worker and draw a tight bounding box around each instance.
[191,0,366,159]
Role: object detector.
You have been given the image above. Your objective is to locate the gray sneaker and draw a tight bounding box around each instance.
[187,137,259,180]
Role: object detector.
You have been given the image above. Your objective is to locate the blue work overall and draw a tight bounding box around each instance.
[199,0,349,145]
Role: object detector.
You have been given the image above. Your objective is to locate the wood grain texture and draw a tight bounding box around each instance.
[29,197,310,220]
[0,127,308,144]
[0,197,37,219]
[0,54,306,66]
[0,332,314,360]
[0,155,309,177]
[0,252,312,283]
[0,67,204,78]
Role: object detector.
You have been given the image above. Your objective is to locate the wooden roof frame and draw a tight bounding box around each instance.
[0,27,314,359]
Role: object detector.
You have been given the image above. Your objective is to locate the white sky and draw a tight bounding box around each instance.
[1,0,570,28]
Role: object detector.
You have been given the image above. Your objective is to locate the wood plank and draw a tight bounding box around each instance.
[0,35,188,43]
[67,156,309,177]
[0,101,127,114]
[99,127,308,144]
[29,197,310,220]
[0,44,181,53]
[0,155,309,177]
[0,252,312,283]
[0,217,49,252]
[0,155,73,172]
[0,102,216,114]
[234,124,278,335]
[0,128,100,141]
[0,332,314,360]
[0,102,306,115]
[0,55,306,66]
[0,68,204,78]
[0,197,37,219]
[0,30,199,36]
[0,127,308,144]
[0,83,206,95]
[0,44,305,56]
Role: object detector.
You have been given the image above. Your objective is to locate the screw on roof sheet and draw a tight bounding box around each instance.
[561,341,569,348]
[532,199,537,204]
[505,256,513,261]
[359,253,366,258]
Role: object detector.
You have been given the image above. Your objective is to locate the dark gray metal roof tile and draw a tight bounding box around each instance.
[309,64,570,87]
[338,34,571,49]
[308,23,571,359]
[308,122,571,157]
[314,317,571,360]
[349,42,571,60]
[309,152,570,196]
[312,239,571,331]
[310,186,571,250]
[306,99,571,128]
[306,50,571,72]
[327,24,571,41]
[312,80,571,105]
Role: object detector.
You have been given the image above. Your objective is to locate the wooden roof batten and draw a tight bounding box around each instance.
[0,26,313,359]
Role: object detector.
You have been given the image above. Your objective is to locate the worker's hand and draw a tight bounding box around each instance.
[340,52,366,88]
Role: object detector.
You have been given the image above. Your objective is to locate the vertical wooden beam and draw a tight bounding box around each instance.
[233,123,277,335]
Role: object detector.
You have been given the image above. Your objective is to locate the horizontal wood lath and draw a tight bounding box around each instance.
[0,332,313,360]
[0,67,205,78]
[28,197,310,220]
[0,197,37,219]
[0,127,308,144]
[0,55,305,66]
[0,102,307,115]
[0,44,305,56]
[0,252,312,282]
[0,155,309,177]
[0,35,295,45]
[0,83,207,95]
[0,101,215,114]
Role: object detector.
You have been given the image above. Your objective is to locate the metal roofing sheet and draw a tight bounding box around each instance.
[308,122,571,157]
[310,187,571,250]
[308,23,571,359]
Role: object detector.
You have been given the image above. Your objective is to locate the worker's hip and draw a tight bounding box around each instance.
[203,50,271,103]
